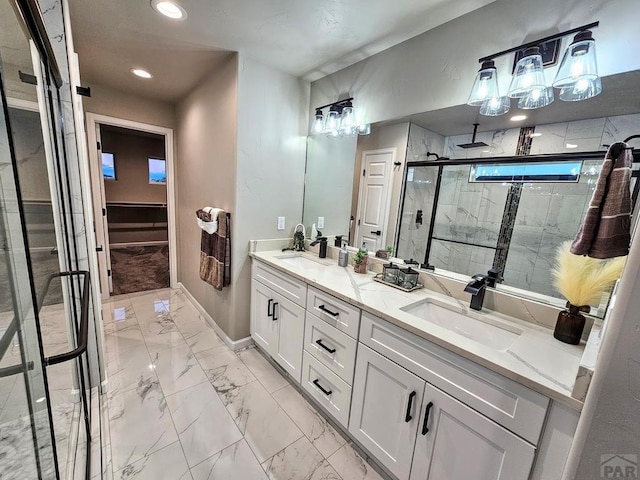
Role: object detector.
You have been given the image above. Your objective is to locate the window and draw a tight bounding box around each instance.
[102,152,116,180]
[469,161,582,183]
[148,158,166,185]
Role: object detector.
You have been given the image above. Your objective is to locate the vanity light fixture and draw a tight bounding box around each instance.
[470,21,600,116]
[151,0,187,20]
[311,97,359,137]
[131,68,153,79]
[553,30,601,101]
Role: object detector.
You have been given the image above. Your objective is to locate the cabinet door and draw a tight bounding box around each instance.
[410,382,536,480]
[349,344,425,480]
[273,294,305,383]
[250,279,278,356]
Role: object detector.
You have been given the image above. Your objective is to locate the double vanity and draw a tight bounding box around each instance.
[249,245,589,480]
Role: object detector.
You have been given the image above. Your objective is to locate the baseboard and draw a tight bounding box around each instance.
[177,282,253,351]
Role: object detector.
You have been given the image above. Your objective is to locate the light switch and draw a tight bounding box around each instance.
[277,217,285,231]
[318,217,325,229]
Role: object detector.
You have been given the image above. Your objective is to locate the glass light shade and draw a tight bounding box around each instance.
[340,104,357,136]
[508,47,546,98]
[479,96,511,116]
[518,86,554,109]
[553,31,599,89]
[559,76,602,101]
[324,107,340,135]
[467,60,499,106]
[357,124,371,135]
[312,109,324,134]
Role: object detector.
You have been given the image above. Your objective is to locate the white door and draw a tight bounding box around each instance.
[349,344,425,480]
[250,280,279,356]
[273,296,305,382]
[355,148,395,252]
[410,382,536,480]
[89,124,113,298]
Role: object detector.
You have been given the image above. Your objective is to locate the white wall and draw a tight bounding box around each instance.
[310,0,640,126]
[234,55,310,339]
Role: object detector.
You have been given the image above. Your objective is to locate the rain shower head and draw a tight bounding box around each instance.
[457,123,489,149]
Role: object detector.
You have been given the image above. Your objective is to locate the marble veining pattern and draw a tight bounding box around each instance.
[101,288,385,479]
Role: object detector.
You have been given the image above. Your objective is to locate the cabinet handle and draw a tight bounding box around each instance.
[405,391,416,422]
[421,401,434,435]
[313,379,332,396]
[272,302,279,321]
[267,299,273,318]
[315,339,336,354]
[318,304,339,317]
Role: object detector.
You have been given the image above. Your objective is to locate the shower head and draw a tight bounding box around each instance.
[457,123,489,149]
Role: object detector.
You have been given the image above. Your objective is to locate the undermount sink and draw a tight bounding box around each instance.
[275,254,328,269]
[401,299,522,350]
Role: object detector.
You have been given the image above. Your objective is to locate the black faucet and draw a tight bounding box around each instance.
[310,237,328,258]
[487,268,502,288]
[464,274,488,311]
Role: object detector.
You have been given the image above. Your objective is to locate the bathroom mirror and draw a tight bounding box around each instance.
[302,70,640,312]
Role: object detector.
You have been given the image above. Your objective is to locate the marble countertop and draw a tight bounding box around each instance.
[250,250,586,411]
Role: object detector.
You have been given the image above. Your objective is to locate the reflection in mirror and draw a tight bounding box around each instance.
[302,135,357,241]
[302,71,640,313]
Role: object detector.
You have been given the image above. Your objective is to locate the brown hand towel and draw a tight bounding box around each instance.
[570,142,632,259]
[198,209,231,290]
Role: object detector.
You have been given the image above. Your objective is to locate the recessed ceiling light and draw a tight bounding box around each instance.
[151,0,187,20]
[529,132,542,137]
[510,115,527,121]
[131,68,153,79]
[566,143,578,149]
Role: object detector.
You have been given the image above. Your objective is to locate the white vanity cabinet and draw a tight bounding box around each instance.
[250,263,307,382]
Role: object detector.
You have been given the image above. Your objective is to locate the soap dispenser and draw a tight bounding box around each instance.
[338,241,349,267]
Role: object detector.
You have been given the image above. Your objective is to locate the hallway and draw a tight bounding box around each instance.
[102,288,385,479]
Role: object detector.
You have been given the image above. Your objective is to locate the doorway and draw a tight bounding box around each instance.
[85,114,177,299]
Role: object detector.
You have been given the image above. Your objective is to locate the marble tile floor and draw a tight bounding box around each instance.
[101,287,386,480]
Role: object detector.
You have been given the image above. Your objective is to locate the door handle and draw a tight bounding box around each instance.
[272,302,279,321]
[313,379,332,396]
[267,298,273,318]
[370,230,381,236]
[315,339,336,354]
[318,305,339,317]
[405,390,417,422]
[421,401,434,435]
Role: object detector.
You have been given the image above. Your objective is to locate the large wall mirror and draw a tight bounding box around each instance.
[302,71,640,314]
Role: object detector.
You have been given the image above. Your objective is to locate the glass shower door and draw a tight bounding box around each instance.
[0,68,58,478]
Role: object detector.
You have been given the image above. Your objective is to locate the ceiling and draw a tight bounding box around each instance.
[386,71,640,137]
[68,0,495,103]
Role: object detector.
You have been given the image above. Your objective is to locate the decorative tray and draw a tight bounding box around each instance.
[373,273,424,293]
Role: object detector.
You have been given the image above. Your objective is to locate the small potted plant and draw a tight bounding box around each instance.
[375,245,394,260]
[353,247,369,274]
[551,242,625,344]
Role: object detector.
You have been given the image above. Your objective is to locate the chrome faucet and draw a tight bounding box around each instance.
[464,274,488,311]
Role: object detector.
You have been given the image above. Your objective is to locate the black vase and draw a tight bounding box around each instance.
[553,302,589,345]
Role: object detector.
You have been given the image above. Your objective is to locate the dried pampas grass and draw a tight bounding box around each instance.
[552,241,626,306]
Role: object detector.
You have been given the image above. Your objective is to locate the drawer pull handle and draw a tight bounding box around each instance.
[267,299,273,318]
[318,305,339,317]
[405,390,416,422]
[313,379,332,396]
[421,401,434,435]
[272,302,279,321]
[315,339,336,354]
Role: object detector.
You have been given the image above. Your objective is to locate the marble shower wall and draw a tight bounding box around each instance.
[396,124,444,259]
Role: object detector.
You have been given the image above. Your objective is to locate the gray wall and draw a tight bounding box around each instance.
[176,53,238,340]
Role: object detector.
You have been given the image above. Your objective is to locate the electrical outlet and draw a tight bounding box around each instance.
[277,217,285,231]
[318,217,325,229]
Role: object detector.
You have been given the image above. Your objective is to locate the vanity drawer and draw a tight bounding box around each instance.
[307,286,360,339]
[252,260,307,308]
[360,312,549,444]
[301,351,352,429]
[304,312,357,385]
